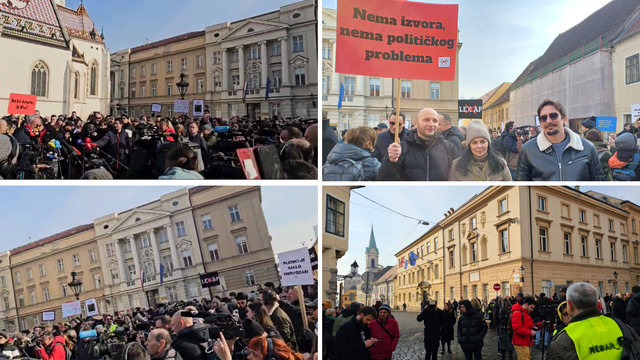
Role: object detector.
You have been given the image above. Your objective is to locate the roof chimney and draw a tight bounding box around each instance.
[575,186,581,192]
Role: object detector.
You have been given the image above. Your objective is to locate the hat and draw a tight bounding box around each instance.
[582,116,596,130]
[0,134,12,163]
[466,120,491,143]
[242,318,265,339]
[378,304,391,313]
[80,168,113,180]
[202,124,213,132]
[516,292,524,298]
[374,123,388,130]
[460,300,473,311]
[615,133,638,152]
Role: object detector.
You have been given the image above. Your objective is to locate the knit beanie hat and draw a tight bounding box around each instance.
[465,120,491,143]
[615,133,638,162]
[460,300,473,312]
[378,304,391,313]
[582,116,596,130]
[0,134,12,162]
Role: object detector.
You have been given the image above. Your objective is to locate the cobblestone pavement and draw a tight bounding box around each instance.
[390,311,548,360]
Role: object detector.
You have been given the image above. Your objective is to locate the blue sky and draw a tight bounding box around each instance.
[338,185,640,275]
[70,0,303,52]
[0,186,317,256]
[324,0,615,98]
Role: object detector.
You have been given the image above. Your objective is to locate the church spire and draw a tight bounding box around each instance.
[365,224,379,254]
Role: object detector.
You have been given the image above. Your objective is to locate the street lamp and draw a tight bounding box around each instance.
[68,272,83,300]
[609,271,619,283]
[176,73,189,100]
[519,266,525,283]
[350,260,359,275]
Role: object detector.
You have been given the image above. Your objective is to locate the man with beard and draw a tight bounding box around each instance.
[95,118,131,178]
[333,302,362,338]
[372,111,408,162]
[378,108,455,181]
[368,304,399,360]
[332,306,379,360]
[438,113,464,159]
[236,292,248,320]
[516,99,604,181]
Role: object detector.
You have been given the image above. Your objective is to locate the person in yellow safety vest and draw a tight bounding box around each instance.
[552,301,570,337]
[547,282,640,360]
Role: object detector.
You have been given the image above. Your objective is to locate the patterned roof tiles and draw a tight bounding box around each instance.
[57,4,102,43]
[0,0,59,26]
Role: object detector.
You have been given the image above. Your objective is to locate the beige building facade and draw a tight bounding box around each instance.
[190,186,278,295]
[612,27,640,127]
[0,251,18,332]
[322,8,462,131]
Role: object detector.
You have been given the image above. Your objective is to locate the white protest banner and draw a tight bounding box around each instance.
[278,247,314,286]
[85,298,99,316]
[174,100,189,114]
[151,104,162,113]
[42,311,55,321]
[193,100,204,116]
[62,300,82,318]
[632,103,640,120]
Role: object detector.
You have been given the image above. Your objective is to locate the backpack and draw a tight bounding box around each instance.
[610,317,640,360]
[612,152,640,181]
[331,158,364,181]
[54,343,72,360]
[508,309,524,338]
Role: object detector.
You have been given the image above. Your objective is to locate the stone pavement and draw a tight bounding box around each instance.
[390,311,548,360]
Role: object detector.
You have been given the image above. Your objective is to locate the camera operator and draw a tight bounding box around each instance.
[510,297,541,360]
[0,332,20,359]
[145,329,175,360]
[170,310,210,360]
[261,291,298,352]
[35,332,67,360]
[416,300,442,360]
[94,118,131,179]
[155,316,172,332]
[533,293,552,350]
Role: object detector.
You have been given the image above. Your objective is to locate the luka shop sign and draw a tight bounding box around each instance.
[458,100,483,119]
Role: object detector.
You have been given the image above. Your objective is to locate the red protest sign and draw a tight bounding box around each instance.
[7,93,37,115]
[336,0,459,81]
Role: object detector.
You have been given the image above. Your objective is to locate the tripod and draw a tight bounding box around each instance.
[538,320,552,360]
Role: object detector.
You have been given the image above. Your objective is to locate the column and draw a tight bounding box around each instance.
[356,75,364,95]
[114,240,127,283]
[330,39,339,93]
[128,235,141,280]
[280,37,290,86]
[222,48,229,91]
[237,45,245,89]
[164,223,181,271]
[147,229,162,277]
[260,41,268,88]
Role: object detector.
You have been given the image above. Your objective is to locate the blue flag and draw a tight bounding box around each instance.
[338,83,345,109]
[265,78,271,101]
[159,264,165,286]
[409,251,418,266]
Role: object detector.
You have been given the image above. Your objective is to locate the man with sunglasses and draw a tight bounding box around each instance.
[516,99,604,181]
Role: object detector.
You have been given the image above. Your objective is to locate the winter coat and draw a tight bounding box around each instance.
[332,316,371,360]
[322,143,381,181]
[333,309,357,338]
[372,127,409,162]
[510,303,540,347]
[172,324,210,360]
[322,119,339,165]
[500,131,522,170]
[152,348,176,360]
[440,311,456,343]
[457,306,488,351]
[516,128,605,181]
[498,308,515,352]
[187,133,209,161]
[158,167,204,180]
[441,126,465,159]
[591,141,613,181]
[0,341,21,359]
[37,336,67,360]
[417,308,444,344]
[449,155,512,181]
[268,303,298,351]
[627,293,640,334]
[377,129,454,181]
[368,317,400,360]
[612,296,627,323]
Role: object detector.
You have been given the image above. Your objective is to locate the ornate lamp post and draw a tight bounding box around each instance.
[176,73,189,100]
[68,271,83,300]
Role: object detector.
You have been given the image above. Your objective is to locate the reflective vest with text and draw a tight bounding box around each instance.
[562,315,623,359]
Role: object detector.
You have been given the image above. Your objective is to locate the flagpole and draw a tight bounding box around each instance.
[395,78,401,144]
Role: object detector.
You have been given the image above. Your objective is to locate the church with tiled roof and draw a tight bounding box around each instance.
[0,0,110,118]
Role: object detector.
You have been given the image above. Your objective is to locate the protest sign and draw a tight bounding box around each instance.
[62,300,82,318]
[151,104,162,113]
[336,0,458,81]
[42,311,55,321]
[193,100,204,116]
[200,271,221,288]
[632,103,640,120]
[458,100,483,119]
[308,247,318,271]
[278,247,314,286]
[85,298,99,316]
[174,100,189,114]
[7,93,37,115]
[596,116,617,132]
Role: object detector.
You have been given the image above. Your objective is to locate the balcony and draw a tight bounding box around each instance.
[269,88,281,94]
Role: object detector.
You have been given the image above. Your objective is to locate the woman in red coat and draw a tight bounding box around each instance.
[511,297,542,360]
[368,304,400,360]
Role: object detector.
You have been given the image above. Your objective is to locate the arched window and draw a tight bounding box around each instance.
[480,236,488,260]
[370,259,375,269]
[31,61,48,97]
[74,72,80,99]
[90,63,98,96]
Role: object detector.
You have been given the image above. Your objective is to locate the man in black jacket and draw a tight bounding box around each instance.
[377,108,454,181]
[332,306,378,360]
[95,118,131,179]
[372,110,408,162]
[457,300,488,360]
[171,312,209,360]
[322,119,338,165]
[417,301,444,360]
[187,121,209,163]
[438,113,464,159]
[626,286,640,335]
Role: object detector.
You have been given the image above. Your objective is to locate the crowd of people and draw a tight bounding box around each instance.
[323,283,640,360]
[322,99,640,181]
[0,283,319,360]
[0,111,318,180]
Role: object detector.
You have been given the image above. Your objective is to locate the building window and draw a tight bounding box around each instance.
[167,60,173,72]
[471,217,477,229]
[270,103,281,117]
[213,52,221,65]
[471,242,477,262]
[123,240,132,253]
[167,106,173,118]
[140,233,151,248]
[181,250,193,267]
[624,245,628,262]
[580,210,586,223]
[435,264,439,278]
[188,283,200,298]
[435,237,439,249]
[231,49,239,62]
[127,265,136,280]
[249,73,261,89]
[449,250,454,267]
[37,265,45,278]
[43,288,50,302]
[90,63,98,96]
[140,85,146,97]
[26,269,32,281]
[131,68,136,79]
[208,243,220,261]
[626,54,640,84]
[120,69,125,80]
[89,249,97,262]
[326,195,345,237]
[151,83,157,96]
[94,274,101,289]
[15,272,21,284]
[538,197,546,211]
[167,286,178,302]
[249,45,260,60]
[500,229,508,253]
[213,76,221,92]
[57,259,65,271]
[29,291,36,305]
[167,83,173,96]
[293,35,304,52]
[236,236,249,255]
[163,255,173,271]
[232,75,240,89]
[596,239,602,258]
[130,86,135,98]
[344,77,355,99]
[272,70,282,88]
[197,79,203,93]
[151,64,157,75]
[175,221,186,237]
[272,43,281,56]
[110,269,119,282]
[181,58,187,70]
[633,219,637,233]
[197,55,203,68]
[536,227,547,252]
[294,68,306,85]
[609,219,614,231]
[62,284,70,297]
[449,229,454,241]
[430,82,440,100]
[611,242,616,260]
[401,80,411,98]
[244,270,257,286]
[322,76,330,95]
[229,205,242,222]
[580,236,587,256]
[426,242,431,254]
[120,87,125,99]
[322,42,331,59]
[72,254,80,267]
[30,61,48,97]
[564,233,572,254]
[201,214,213,230]
[369,78,380,96]
[0,276,5,289]
[74,72,80,99]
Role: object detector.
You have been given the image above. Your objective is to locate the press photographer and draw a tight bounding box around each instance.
[35,332,68,360]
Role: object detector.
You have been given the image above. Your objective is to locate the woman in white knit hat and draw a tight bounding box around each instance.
[449,120,512,181]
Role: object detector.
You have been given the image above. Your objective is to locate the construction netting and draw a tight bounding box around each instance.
[510,46,614,128]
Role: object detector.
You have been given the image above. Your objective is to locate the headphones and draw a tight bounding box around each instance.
[0,134,19,178]
[266,338,275,360]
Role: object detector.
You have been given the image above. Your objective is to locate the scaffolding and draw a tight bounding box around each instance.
[510,37,615,128]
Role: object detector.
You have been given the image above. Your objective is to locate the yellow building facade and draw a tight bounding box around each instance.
[483,89,511,132]
[612,29,640,129]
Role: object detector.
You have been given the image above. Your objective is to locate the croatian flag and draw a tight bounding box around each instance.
[265,78,272,101]
[140,270,145,292]
[242,81,249,102]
